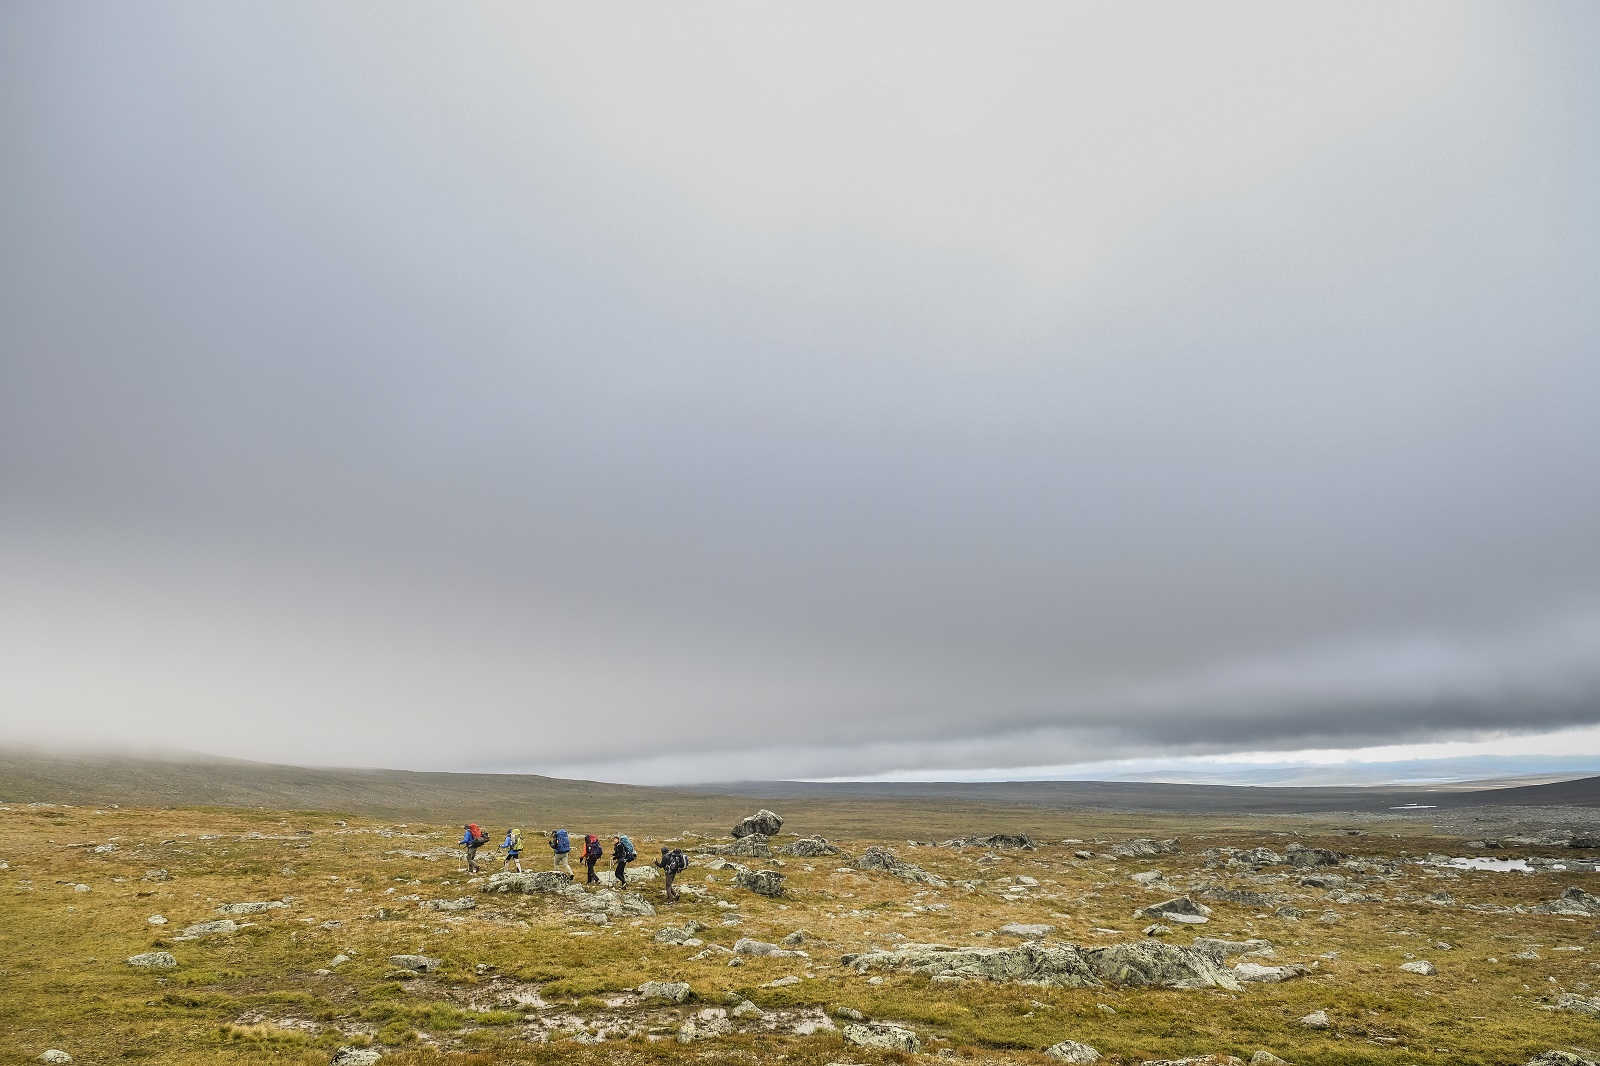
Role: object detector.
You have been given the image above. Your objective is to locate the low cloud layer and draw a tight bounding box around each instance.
[2,4,1598,782]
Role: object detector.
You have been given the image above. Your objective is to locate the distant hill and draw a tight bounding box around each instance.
[4,749,1599,838]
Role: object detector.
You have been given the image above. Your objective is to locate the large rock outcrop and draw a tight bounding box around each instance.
[1529,887,1600,916]
[480,871,585,896]
[940,834,1036,849]
[856,846,945,885]
[1135,896,1212,925]
[778,835,846,858]
[732,810,783,838]
[1108,838,1180,859]
[734,869,786,898]
[841,939,1242,991]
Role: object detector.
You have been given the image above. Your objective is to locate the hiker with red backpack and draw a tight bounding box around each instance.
[581,833,603,884]
[460,823,489,874]
[549,828,573,878]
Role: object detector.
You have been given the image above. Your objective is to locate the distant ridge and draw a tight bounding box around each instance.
[4,749,1600,828]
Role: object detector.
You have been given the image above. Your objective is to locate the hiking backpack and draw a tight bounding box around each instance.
[665,848,688,874]
[553,829,570,853]
[585,834,602,860]
[468,825,488,847]
[618,835,636,862]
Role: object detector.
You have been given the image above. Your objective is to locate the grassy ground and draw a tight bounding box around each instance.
[3,801,1598,1065]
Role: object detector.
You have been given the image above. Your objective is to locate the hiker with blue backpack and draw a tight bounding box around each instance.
[549,828,573,878]
[612,834,637,886]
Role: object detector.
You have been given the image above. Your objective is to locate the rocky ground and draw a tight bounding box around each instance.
[7,802,1600,1065]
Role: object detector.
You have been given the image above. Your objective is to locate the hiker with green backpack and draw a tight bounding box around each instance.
[499,827,524,872]
[612,834,636,886]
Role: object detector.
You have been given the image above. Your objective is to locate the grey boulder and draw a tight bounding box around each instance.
[856,846,945,886]
[480,871,584,895]
[999,923,1056,938]
[389,954,442,972]
[330,1049,382,1066]
[778,835,846,858]
[420,897,476,911]
[639,980,692,1003]
[1136,896,1212,925]
[215,901,286,916]
[36,1052,72,1064]
[174,919,239,940]
[127,951,177,970]
[734,869,786,898]
[1044,1039,1102,1063]
[732,810,784,838]
[842,1022,921,1053]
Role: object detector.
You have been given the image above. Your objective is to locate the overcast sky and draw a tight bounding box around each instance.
[2,3,1597,784]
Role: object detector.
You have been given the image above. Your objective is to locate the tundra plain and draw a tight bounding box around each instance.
[6,772,1600,1065]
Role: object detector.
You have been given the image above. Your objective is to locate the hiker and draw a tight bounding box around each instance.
[460,823,488,874]
[549,828,573,878]
[612,834,636,886]
[582,833,603,884]
[500,827,523,872]
[655,844,688,902]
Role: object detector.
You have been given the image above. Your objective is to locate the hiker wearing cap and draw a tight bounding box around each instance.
[460,823,488,874]
[549,828,573,878]
[655,845,688,902]
[612,834,636,886]
[500,827,524,872]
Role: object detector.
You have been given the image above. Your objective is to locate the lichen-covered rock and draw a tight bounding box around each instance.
[572,889,656,917]
[389,954,442,972]
[215,901,286,916]
[1249,1052,1290,1065]
[842,1022,920,1052]
[1192,937,1273,961]
[841,941,1100,987]
[999,923,1056,938]
[638,980,691,1003]
[941,834,1037,849]
[778,835,846,858]
[1196,886,1284,908]
[734,869,786,898]
[420,896,476,911]
[1232,962,1310,983]
[330,1049,382,1066]
[1108,838,1180,859]
[1551,992,1600,1016]
[705,836,773,859]
[1399,959,1437,976]
[1285,843,1347,867]
[36,1051,73,1063]
[1528,1053,1600,1066]
[127,951,177,969]
[1299,1010,1331,1029]
[734,937,805,957]
[654,922,702,944]
[174,919,238,940]
[1135,896,1212,924]
[1044,1039,1102,1063]
[1083,940,1242,991]
[1530,887,1600,916]
[856,846,945,885]
[731,810,783,838]
[480,871,584,895]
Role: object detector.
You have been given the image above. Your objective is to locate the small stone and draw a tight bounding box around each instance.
[127,951,177,970]
[1249,1053,1290,1066]
[1299,1009,1331,1029]
[833,1006,866,1020]
[215,901,286,916]
[36,1051,73,1064]
[146,915,167,925]
[1044,1039,1102,1063]
[1400,960,1437,976]
[764,975,802,987]
[1144,923,1173,937]
[730,999,765,1018]
[329,954,350,967]
[175,919,238,940]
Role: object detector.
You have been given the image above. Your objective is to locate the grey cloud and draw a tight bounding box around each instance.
[1,4,1598,781]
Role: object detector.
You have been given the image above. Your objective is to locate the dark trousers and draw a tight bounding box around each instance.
[585,856,599,883]
[614,858,628,886]
[663,868,678,900]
